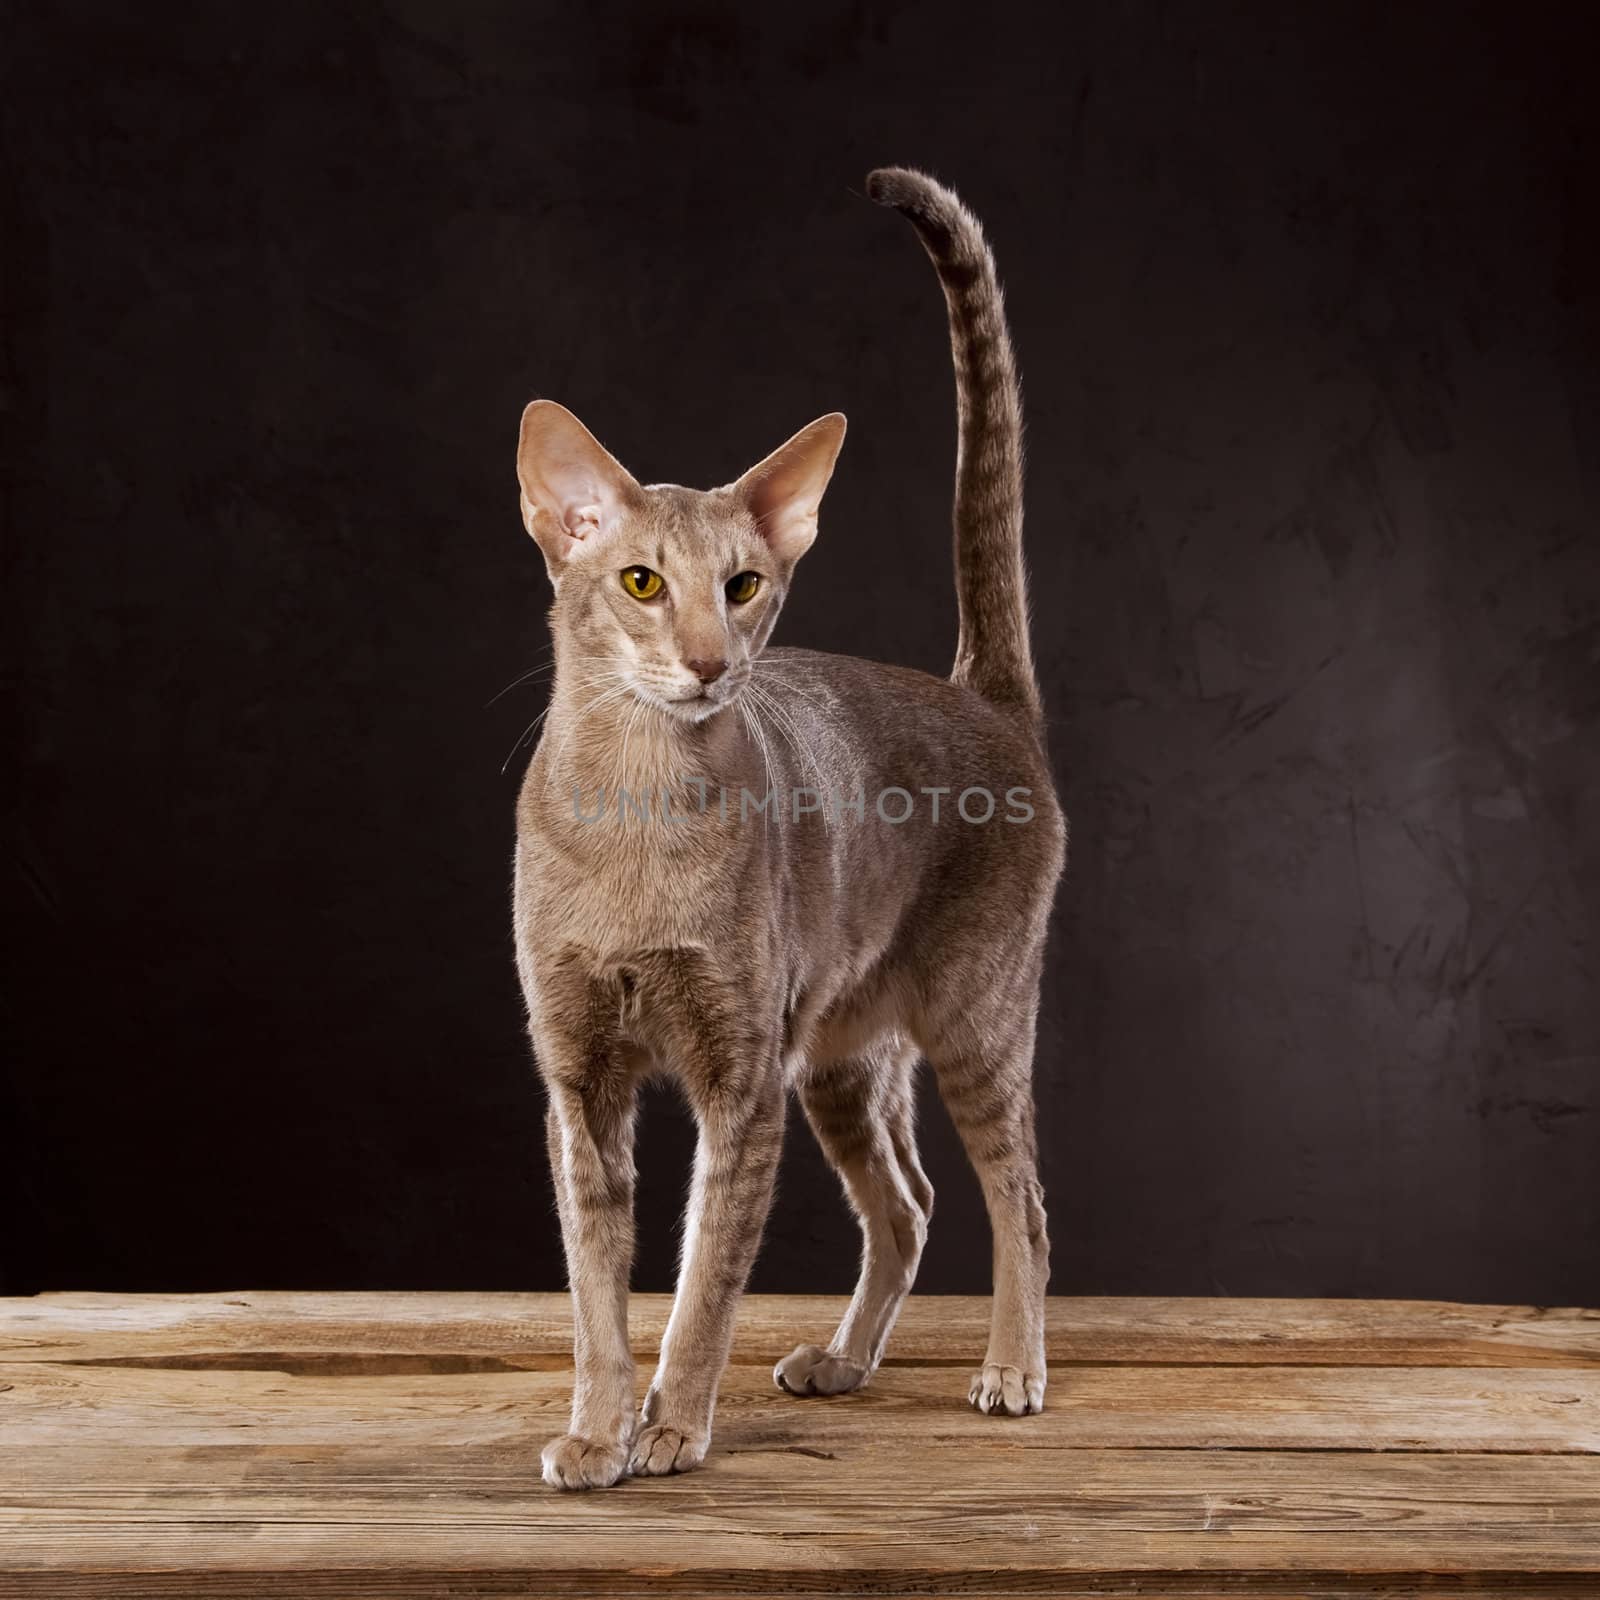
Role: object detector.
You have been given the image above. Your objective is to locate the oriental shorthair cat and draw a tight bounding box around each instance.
[512,167,1065,1490]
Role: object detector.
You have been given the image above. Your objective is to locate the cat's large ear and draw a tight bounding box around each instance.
[516,400,641,572]
[731,413,847,562]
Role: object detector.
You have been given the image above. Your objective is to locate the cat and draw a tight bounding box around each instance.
[512,166,1065,1490]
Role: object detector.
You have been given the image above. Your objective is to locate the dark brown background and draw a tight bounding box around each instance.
[4,1,1596,1301]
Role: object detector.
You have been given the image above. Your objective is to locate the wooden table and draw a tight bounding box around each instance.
[3,1292,1598,1595]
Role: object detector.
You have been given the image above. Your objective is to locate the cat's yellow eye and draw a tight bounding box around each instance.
[620,566,664,601]
[725,571,762,605]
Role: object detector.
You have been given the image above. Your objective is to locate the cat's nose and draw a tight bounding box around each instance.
[686,657,728,685]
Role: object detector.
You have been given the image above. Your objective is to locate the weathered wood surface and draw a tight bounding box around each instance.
[3,1293,1599,1597]
[8,1289,1599,1368]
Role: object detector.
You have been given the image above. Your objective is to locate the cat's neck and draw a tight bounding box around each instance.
[538,660,743,800]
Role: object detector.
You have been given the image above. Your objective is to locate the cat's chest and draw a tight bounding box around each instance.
[515,809,752,958]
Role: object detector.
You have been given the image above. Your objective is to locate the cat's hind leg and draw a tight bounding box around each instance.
[925,1002,1049,1417]
[775,1040,932,1397]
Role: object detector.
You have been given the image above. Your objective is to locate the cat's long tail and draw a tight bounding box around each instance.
[866,166,1041,727]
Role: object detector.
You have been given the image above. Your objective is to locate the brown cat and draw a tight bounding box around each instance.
[512,167,1065,1490]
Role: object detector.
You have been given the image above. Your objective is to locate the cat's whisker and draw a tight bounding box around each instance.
[500,665,639,776]
[538,680,638,788]
[486,651,558,707]
[501,704,556,774]
[616,696,646,801]
[743,681,800,766]
[746,679,830,808]
[737,699,777,838]
[747,693,828,828]
[754,664,832,719]
[617,691,643,790]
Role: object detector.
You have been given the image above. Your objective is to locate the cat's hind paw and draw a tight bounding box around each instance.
[969,1363,1045,1416]
[774,1343,870,1396]
[540,1434,630,1490]
[629,1423,707,1477]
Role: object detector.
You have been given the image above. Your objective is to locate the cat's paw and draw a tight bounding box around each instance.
[774,1343,870,1396]
[629,1423,707,1477]
[969,1363,1045,1416]
[541,1433,630,1490]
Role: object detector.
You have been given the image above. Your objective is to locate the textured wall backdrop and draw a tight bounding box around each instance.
[3,1,1596,1301]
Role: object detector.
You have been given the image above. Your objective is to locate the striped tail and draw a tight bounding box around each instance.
[866,166,1041,726]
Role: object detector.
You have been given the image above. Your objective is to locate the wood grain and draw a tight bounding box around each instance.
[2,1292,1597,1597]
[6,1291,1599,1367]
[6,1358,1599,1452]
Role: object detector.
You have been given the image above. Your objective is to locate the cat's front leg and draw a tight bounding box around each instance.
[634,1064,785,1477]
[538,1062,640,1491]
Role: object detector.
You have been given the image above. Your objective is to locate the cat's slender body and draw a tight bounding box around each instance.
[513,168,1065,1490]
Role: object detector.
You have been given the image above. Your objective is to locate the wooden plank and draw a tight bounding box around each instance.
[4,1293,1598,1596]
[4,1450,1599,1587]
[4,1358,1598,1454]
[6,1586,1597,1600]
[5,1292,1599,1369]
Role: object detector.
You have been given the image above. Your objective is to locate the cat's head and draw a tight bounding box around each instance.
[516,401,845,723]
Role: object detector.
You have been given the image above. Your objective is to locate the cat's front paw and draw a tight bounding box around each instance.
[629,1423,707,1477]
[969,1363,1045,1416]
[774,1343,870,1396]
[541,1433,630,1490]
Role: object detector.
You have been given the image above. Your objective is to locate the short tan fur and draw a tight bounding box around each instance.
[512,167,1065,1490]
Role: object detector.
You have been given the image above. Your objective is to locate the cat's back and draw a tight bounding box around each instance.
[755,645,1057,808]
